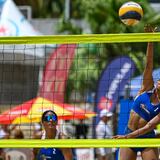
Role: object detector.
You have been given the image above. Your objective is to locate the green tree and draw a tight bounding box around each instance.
[60,0,160,101]
[14,0,64,18]
[14,0,160,101]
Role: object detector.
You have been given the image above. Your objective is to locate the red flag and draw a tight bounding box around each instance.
[39,44,76,102]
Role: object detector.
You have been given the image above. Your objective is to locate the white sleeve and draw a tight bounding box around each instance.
[96,123,106,156]
[98,148,106,156]
[96,123,105,139]
[105,125,113,138]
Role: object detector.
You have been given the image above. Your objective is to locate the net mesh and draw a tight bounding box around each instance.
[0,34,159,160]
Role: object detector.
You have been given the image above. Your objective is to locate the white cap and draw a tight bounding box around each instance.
[100,109,113,118]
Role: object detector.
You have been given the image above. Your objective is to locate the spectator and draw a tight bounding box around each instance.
[75,119,89,139]
[33,122,43,139]
[63,120,75,138]
[0,125,10,139]
[14,129,24,139]
[0,149,5,160]
[0,124,16,160]
[96,109,113,160]
[5,129,34,160]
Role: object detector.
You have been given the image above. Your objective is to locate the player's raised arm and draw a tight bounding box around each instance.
[126,113,160,138]
[113,113,160,139]
[138,26,156,94]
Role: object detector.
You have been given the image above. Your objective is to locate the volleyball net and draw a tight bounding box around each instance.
[0,33,160,148]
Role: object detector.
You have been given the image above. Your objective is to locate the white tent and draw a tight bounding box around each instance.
[0,0,45,58]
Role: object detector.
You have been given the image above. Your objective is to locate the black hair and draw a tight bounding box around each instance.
[41,110,58,123]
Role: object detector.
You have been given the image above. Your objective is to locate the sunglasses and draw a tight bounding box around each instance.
[43,115,57,122]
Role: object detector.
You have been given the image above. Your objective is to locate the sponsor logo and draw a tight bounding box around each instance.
[154,107,159,112]
[98,97,113,110]
[41,155,52,159]
[140,104,150,114]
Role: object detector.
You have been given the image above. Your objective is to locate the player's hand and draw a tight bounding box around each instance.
[144,24,157,33]
[112,135,127,139]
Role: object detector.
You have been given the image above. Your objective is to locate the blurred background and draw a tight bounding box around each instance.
[0,0,159,160]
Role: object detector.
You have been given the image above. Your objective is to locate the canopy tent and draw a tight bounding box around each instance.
[129,68,160,97]
[0,97,96,124]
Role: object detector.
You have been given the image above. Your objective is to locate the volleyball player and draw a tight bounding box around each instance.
[114,103,160,139]
[36,110,73,160]
[115,25,160,160]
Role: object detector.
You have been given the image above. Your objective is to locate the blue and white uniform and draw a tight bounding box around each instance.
[37,131,65,160]
[132,90,160,122]
[125,89,160,153]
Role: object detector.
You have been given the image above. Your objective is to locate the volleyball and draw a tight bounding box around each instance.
[119,1,143,26]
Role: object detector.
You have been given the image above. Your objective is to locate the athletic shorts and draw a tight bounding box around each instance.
[124,127,156,153]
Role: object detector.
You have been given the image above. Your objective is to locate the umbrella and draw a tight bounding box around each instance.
[0,97,96,124]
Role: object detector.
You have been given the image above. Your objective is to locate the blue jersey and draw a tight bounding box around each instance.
[132,91,160,122]
[37,148,65,160]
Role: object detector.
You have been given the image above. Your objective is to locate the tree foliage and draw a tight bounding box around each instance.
[14,0,160,101]
[14,0,64,18]
[60,0,160,101]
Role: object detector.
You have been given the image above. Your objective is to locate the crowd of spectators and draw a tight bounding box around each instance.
[0,124,42,160]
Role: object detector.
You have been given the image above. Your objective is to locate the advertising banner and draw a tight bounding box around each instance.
[39,44,76,102]
[95,56,136,124]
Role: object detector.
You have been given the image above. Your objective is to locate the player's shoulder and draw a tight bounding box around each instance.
[135,87,155,100]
